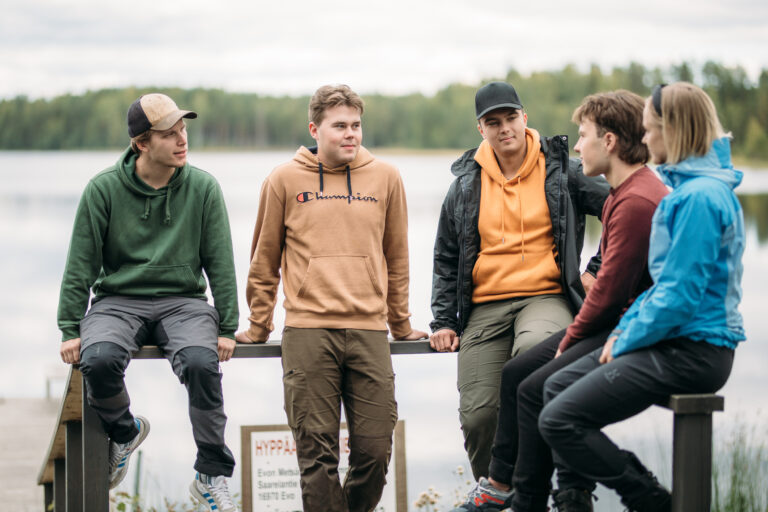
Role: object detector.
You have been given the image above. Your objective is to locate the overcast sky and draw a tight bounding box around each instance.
[2,0,767,99]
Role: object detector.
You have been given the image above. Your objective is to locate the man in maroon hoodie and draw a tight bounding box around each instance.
[451,90,669,512]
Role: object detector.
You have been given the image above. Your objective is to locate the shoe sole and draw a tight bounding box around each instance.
[109,416,150,489]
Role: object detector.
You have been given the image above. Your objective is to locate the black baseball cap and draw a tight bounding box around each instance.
[475,82,524,120]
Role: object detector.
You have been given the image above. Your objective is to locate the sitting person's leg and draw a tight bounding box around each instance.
[509,328,610,512]
[79,296,151,488]
[156,297,237,511]
[539,338,734,512]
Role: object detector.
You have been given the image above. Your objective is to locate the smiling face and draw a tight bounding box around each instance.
[137,119,189,169]
[309,105,362,168]
[477,108,528,160]
[642,100,667,165]
[574,117,611,177]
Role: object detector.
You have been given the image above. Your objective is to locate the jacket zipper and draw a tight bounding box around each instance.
[457,176,467,334]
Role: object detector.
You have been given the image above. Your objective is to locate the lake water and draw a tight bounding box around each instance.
[1,150,767,511]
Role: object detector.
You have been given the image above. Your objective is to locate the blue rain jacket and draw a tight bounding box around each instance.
[611,137,745,357]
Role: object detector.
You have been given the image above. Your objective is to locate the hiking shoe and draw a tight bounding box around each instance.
[551,488,595,512]
[108,415,150,489]
[450,477,513,511]
[190,473,238,512]
[618,451,671,512]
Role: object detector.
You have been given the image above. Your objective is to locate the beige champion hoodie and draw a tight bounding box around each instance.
[245,146,413,341]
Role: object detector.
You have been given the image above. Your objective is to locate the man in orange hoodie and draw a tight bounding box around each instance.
[430,82,609,480]
[236,84,427,512]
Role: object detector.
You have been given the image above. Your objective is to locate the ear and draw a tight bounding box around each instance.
[477,122,487,140]
[522,112,528,126]
[135,136,151,153]
[308,122,319,141]
[603,132,617,153]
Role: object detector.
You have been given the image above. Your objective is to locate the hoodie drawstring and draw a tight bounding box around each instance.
[518,176,524,262]
[500,176,524,261]
[318,162,324,196]
[164,187,172,224]
[139,191,172,224]
[142,197,151,220]
[346,165,352,196]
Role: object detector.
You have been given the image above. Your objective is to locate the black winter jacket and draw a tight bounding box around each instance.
[430,134,610,335]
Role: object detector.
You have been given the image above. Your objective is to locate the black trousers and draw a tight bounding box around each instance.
[488,328,610,511]
[539,338,733,507]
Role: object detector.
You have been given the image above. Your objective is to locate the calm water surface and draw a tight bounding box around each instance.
[2,150,767,510]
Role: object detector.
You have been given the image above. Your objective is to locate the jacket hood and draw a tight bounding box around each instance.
[116,146,189,224]
[657,137,743,190]
[451,129,543,179]
[293,145,375,197]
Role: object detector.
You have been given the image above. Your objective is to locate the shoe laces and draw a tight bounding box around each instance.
[109,439,132,470]
[201,475,235,508]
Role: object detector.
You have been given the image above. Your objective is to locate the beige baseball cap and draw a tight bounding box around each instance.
[127,93,197,137]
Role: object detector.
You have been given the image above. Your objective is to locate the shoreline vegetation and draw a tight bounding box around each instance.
[2,61,768,163]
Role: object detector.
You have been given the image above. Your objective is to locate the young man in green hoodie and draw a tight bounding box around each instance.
[57,94,239,512]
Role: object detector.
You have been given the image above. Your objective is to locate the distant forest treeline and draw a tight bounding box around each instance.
[2,61,768,159]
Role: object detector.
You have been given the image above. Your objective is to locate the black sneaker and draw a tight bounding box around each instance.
[450,477,514,511]
[551,488,595,512]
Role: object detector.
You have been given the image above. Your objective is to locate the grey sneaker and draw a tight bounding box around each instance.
[190,472,238,512]
[450,477,513,511]
[108,415,150,489]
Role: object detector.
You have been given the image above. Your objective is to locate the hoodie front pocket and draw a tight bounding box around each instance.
[101,264,200,295]
[296,255,384,315]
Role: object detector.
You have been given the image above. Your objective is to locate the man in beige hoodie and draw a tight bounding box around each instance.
[236,84,427,512]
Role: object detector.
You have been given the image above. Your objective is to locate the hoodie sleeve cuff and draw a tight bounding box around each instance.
[389,319,413,340]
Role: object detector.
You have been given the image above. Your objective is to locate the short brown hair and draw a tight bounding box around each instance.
[651,82,727,164]
[308,84,364,125]
[572,90,649,165]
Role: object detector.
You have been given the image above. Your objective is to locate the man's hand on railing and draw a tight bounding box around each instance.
[60,337,81,365]
[429,329,460,353]
[218,337,236,362]
[396,329,429,341]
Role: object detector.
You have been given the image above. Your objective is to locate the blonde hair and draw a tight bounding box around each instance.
[308,84,364,125]
[130,131,152,153]
[653,82,728,164]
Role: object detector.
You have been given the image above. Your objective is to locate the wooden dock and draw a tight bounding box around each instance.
[0,397,60,511]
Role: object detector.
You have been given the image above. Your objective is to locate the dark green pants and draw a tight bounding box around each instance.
[457,295,572,480]
[281,327,397,512]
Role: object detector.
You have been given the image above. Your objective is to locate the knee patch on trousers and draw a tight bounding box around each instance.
[80,342,131,399]
[175,346,222,410]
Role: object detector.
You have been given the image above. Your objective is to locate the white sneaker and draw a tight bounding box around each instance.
[190,472,238,512]
[108,415,150,489]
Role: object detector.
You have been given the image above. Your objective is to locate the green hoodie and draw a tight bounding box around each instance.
[57,147,238,341]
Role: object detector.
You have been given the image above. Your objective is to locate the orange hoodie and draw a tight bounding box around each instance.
[472,128,563,303]
[245,146,413,341]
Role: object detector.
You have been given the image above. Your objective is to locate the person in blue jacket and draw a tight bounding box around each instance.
[537,82,746,512]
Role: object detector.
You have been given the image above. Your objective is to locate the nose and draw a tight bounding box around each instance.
[574,138,582,153]
[178,131,188,145]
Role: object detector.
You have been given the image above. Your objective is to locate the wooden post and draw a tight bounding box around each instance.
[44,482,53,512]
[54,458,66,512]
[666,394,724,512]
[81,379,110,512]
[65,421,83,511]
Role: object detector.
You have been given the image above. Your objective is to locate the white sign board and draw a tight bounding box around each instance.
[242,421,406,512]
